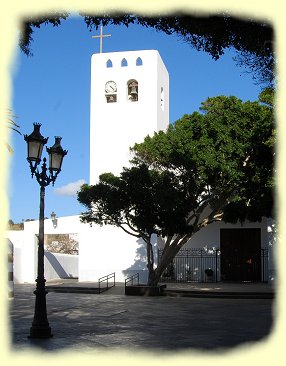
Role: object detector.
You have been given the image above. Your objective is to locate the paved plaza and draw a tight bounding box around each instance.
[8,281,275,353]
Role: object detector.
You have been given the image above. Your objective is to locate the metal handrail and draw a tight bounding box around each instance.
[98,272,115,293]
[125,273,139,288]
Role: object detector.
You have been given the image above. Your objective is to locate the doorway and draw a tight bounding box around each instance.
[220,228,261,282]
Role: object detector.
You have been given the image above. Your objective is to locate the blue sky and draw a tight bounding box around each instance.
[9,15,263,223]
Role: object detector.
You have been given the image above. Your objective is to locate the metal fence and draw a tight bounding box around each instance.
[125,273,140,287]
[158,248,269,283]
[261,249,269,283]
[158,248,220,283]
[98,272,115,293]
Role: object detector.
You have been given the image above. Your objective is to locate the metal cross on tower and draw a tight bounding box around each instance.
[92,26,111,53]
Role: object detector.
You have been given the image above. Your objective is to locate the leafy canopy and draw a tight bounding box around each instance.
[134,91,274,223]
[20,13,274,86]
[78,166,193,240]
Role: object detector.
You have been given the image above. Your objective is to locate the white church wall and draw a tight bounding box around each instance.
[183,218,269,250]
[37,215,82,234]
[78,224,151,283]
[156,52,169,131]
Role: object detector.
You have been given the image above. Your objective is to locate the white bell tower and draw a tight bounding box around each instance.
[89,49,169,183]
[79,47,169,283]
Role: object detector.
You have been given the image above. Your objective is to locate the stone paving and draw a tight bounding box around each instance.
[8,282,275,353]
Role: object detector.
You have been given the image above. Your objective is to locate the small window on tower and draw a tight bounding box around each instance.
[121,58,128,67]
[127,80,138,102]
[136,57,143,66]
[106,59,113,68]
[160,87,164,110]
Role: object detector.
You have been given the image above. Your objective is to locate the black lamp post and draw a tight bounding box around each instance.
[24,123,67,338]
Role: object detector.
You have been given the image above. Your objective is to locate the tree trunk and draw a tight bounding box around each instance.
[146,235,191,286]
[147,267,162,286]
[146,237,156,285]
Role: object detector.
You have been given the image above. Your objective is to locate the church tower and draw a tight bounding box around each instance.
[89,49,169,183]
[79,47,169,282]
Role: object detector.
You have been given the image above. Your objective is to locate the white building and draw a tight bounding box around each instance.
[6,49,275,285]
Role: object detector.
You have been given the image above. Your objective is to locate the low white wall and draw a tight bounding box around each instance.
[5,231,36,284]
[5,228,79,283]
[44,251,78,281]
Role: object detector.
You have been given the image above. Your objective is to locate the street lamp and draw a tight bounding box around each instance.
[50,211,58,228]
[24,123,67,338]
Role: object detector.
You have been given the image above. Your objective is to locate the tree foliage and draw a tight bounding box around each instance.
[78,90,275,285]
[19,14,69,56]
[19,13,274,86]
[5,109,21,154]
[132,90,274,224]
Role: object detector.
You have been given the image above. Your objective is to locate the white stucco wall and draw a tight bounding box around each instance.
[5,230,36,283]
[5,217,81,284]
[6,215,154,284]
[7,216,151,283]
[183,218,269,249]
[44,251,78,280]
[79,225,158,283]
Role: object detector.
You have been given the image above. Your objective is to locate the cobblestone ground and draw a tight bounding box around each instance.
[8,284,274,353]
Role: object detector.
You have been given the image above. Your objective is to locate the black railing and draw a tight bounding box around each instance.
[98,272,115,293]
[159,248,220,283]
[125,273,139,289]
[261,249,269,283]
[158,248,269,283]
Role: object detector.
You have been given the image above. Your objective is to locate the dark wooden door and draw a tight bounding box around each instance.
[220,228,261,282]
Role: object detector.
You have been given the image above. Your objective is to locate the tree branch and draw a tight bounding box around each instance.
[117,223,141,238]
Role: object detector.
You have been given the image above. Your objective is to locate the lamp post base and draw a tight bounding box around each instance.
[29,326,53,339]
[28,286,53,339]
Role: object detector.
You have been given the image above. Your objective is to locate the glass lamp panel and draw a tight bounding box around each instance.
[28,140,44,162]
[49,152,63,171]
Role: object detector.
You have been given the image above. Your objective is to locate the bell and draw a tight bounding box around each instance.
[130,86,138,96]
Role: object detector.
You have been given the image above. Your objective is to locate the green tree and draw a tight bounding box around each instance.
[77,91,274,286]
[20,13,274,86]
